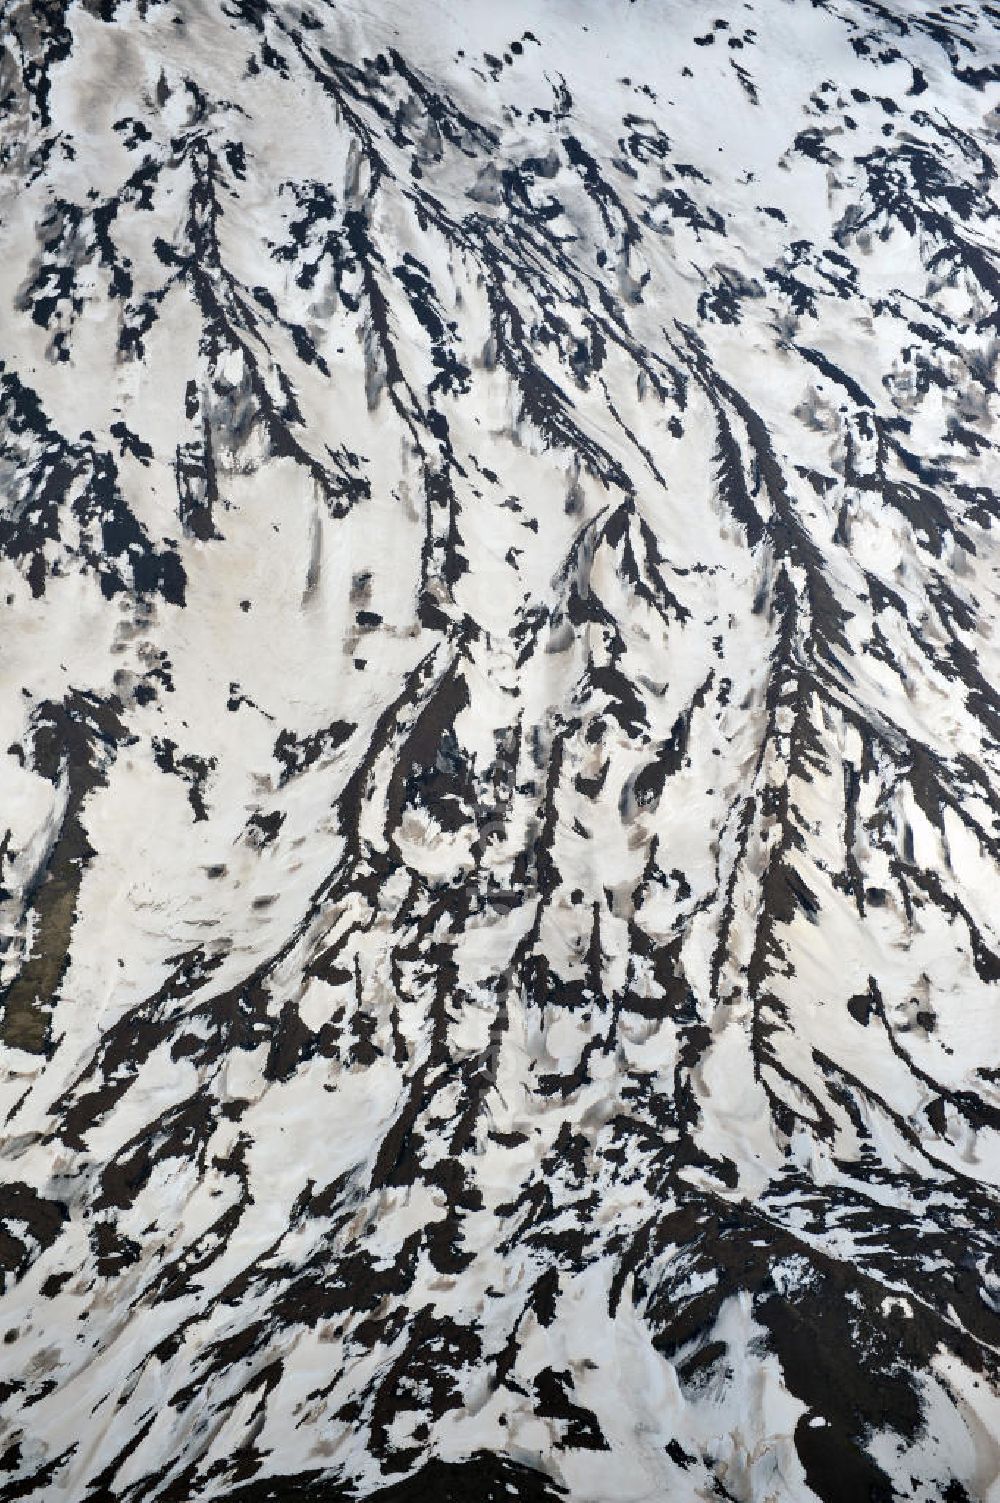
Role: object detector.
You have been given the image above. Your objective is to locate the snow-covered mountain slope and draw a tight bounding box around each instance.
[1,0,999,1497]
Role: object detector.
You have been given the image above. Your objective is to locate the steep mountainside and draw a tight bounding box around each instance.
[1,1,1000,1498]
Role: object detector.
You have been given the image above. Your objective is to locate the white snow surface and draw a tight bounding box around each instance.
[0,0,999,1498]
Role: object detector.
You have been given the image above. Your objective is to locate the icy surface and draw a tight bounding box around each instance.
[1,0,1000,1498]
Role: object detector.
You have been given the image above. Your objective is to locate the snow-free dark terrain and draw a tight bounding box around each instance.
[1,0,1000,1498]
